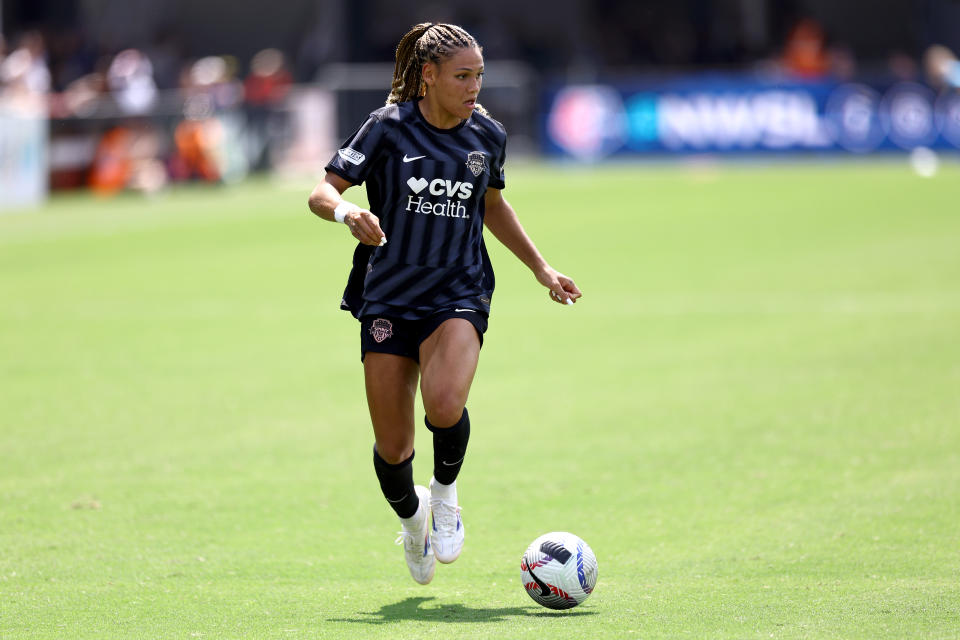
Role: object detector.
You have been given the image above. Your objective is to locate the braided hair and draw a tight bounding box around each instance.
[386,22,489,117]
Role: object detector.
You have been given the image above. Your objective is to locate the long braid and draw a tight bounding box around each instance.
[386,22,490,117]
[387,22,432,105]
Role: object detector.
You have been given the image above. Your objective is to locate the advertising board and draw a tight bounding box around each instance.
[544,75,960,159]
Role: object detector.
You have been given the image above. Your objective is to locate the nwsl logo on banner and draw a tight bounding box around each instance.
[545,79,960,158]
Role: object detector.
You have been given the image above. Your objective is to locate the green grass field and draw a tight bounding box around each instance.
[2,161,959,639]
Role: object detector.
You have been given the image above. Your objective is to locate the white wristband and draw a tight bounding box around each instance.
[333,200,353,224]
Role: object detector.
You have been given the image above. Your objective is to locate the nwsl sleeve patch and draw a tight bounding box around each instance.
[337,147,366,165]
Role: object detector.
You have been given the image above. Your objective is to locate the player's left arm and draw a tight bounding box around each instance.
[483,187,582,305]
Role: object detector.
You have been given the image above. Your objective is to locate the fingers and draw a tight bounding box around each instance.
[559,276,582,299]
[540,268,582,306]
[346,210,387,246]
[549,275,582,306]
[550,273,583,304]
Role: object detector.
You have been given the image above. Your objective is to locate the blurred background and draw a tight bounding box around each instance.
[2,0,960,209]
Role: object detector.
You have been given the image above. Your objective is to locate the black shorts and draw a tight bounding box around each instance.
[360,309,488,363]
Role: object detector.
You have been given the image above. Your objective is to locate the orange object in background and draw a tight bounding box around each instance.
[171,118,221,182]
[85,125,168,196]
[89,126,133,194]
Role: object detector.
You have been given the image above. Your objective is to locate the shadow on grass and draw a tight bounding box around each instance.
[327,596,597,624]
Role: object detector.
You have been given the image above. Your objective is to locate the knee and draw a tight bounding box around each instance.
[424,393,465,429]
[421,373,468,428]
[375,441,414,465]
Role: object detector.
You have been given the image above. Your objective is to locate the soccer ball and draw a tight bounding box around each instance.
[520,532,598,609]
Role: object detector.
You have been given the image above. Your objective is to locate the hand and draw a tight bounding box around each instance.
[535,266,582,305]
[344,208,387,247]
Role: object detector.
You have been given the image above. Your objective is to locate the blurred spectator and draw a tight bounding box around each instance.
[171,56,247,183]
[0,31,51,98]
[888,51,919,82]
[828,44,857,81]
[245,48,292,106]
[244,48,292,171]
[182,55,243,110]
[107,49,158,115]
[52,70,106,118]
[781,18,829,78]
[924,45,960,90]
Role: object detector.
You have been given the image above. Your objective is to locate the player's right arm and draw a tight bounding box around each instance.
[310,112,388,246]
[308,173,385,246]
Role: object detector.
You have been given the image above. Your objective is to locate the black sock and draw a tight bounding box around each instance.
[372,447,419,519]
[425,407,470,486]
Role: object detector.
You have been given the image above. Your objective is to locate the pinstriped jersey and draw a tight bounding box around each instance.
[325,99,507,320]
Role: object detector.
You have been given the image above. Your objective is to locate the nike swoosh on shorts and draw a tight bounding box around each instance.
[403,155,426,162]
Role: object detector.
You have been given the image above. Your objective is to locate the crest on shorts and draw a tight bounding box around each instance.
[369,318,393,343]
[465,151,487,177]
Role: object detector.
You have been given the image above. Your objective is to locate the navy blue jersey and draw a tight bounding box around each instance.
[325,99,507,320]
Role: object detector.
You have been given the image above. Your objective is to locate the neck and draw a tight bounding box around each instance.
[417,95,462,130]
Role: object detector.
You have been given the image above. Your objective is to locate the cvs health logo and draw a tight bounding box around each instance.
[406,177,473,199]
[405,176,474,218]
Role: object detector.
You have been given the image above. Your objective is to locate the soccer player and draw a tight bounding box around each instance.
[308,22,581,585]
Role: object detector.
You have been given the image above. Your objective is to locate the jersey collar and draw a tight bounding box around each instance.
[413,98,469,134]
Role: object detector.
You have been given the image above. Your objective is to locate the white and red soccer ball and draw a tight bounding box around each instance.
[520,532,598,609]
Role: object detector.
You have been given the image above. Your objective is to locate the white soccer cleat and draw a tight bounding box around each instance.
[429,477,465,564]
[395,485,435,584]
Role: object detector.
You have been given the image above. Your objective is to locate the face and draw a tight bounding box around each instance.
[422,46,484,122]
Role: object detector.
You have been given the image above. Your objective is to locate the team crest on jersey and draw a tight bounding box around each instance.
[465,151,488,177]
[369,318,393,343]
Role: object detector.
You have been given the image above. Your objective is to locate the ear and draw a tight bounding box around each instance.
[421,61,437,90]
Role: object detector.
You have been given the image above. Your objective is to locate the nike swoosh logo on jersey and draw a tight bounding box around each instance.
[454,308,476,313]
[403,154,426,163]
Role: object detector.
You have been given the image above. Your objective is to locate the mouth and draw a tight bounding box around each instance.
[464,99,476,109]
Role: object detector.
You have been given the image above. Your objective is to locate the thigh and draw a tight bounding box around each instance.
[363,352,420,463]
[418,318,481,427]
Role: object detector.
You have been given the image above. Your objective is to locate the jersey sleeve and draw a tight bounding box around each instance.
[488,135,506,190]
[324,114,387,185]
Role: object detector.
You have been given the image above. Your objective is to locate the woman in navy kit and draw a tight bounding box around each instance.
[308,22,581,585]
